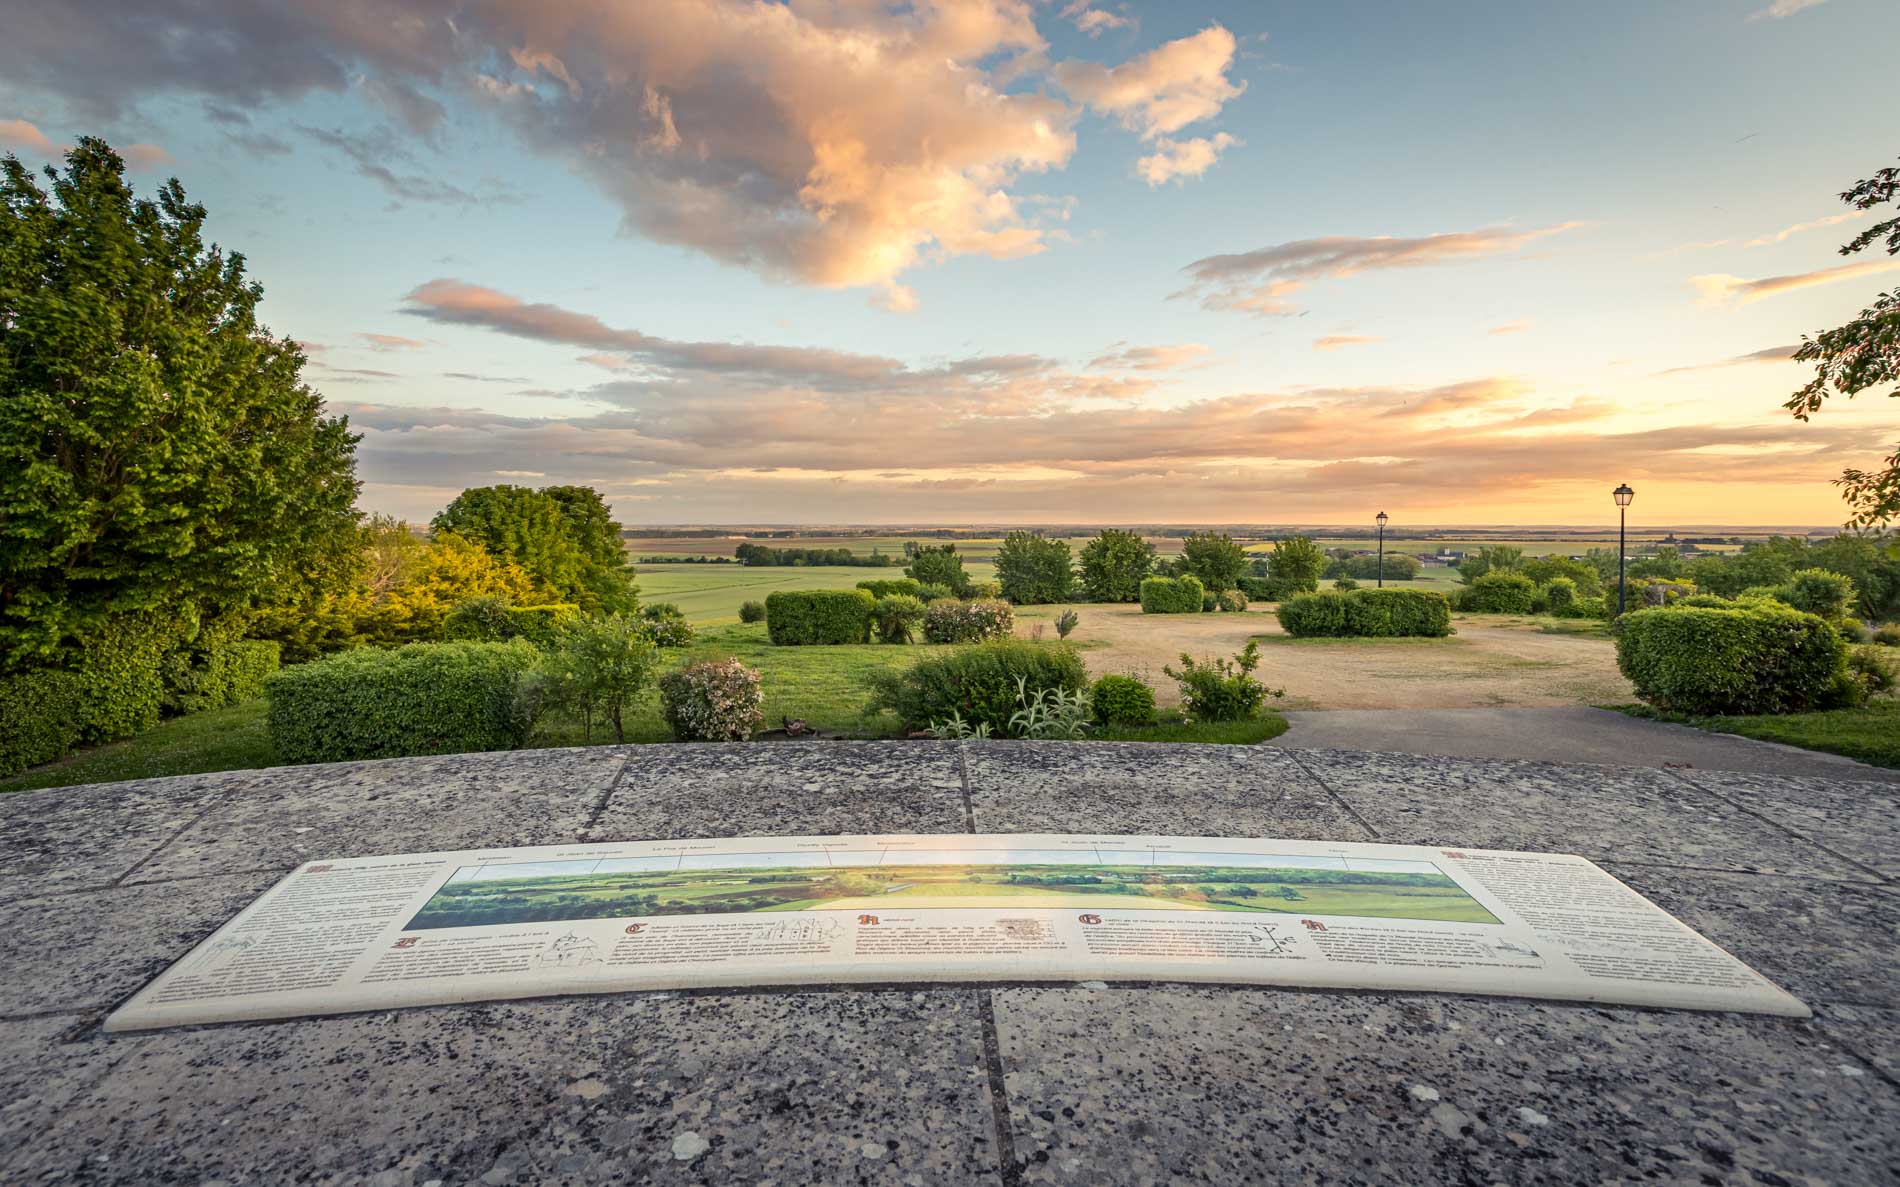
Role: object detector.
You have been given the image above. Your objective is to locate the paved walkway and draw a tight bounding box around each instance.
[1271,705,1900,780]
[0,741,1894,1184]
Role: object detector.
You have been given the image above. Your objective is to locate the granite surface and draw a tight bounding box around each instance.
[0,740,1893,1185]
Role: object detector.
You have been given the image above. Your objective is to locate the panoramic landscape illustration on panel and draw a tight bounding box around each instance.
[404,851,1500,929]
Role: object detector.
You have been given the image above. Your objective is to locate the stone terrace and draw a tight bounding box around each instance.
[0,741,1895,1185]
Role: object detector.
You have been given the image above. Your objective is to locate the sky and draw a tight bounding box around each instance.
[3,0,1897,528]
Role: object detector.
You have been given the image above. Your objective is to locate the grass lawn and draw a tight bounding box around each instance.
[637,562,999,625]
[1614,701,1900,769]
[0,698,279,794]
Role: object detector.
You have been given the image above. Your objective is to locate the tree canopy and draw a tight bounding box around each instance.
[1178,531,1248,594]
[432,484,636,614]
[1788,156,1900,527]
[994,532,1076,604]
[1078,529,1154,602]
[0,139,359,666]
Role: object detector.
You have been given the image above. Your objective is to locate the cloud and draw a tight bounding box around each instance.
[120,143,174,170]
[1487,319,1535,336]
[1313,335,1380,352]
[358,332,427,351]
[1745,209,1867,247]
[297,125,502,207]
[0,119,58,155]
[1135,133,1238,186]
[1658,344,1802,374]
[1748,0,1826,20]
[1180,223,1582,316]
[1086,344,1211,371]
[1061,3,1133,37]
[444,371,532,383]
[493,470,546,479]
[1053,25,1244,140]
[1689,259,1900,306]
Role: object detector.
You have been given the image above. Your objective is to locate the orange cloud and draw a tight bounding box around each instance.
[1313,335,1380,351]
[1136,133,1239,186]
[0,118,58,155]
[1689,259,1900,306]
[1053,25,1244,140]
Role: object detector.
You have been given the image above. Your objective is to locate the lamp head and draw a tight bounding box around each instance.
[1613,484,1634,508]
[1375,511,1389,527]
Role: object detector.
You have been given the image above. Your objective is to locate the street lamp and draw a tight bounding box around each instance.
[1375,511,1389,588]
[1613,484,1634,615]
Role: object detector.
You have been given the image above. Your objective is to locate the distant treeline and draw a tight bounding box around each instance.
[636,555,733,564]
[733,543,900,567]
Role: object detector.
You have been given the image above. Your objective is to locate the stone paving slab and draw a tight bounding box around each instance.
[2,991,1001,1187]
[991,985,1899,1187]
[0,741,1893,1184]
[1607,864,1900,1010]
[1673,768,1899,879]
[1294,747,1875,879]
[964,742,1366,839]
[0,773,226,895]
[131,747,626,882]
[589,741,967,840]
[0,871,280,1015]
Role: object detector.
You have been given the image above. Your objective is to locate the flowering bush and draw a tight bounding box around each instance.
[922,597,1015,643]
[641,603,696,647]
[659,657,764,741]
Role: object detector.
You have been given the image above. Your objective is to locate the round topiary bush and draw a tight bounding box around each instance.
[1614,603,1851,715]
[659,657,764,741]
[1217,588,1249,613]
[1463,572,1537,614]
[739,600,766,624]
[1090,674,1157,726]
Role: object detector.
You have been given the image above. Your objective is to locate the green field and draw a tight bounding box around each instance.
[636,563,991,626]
[406,858,1497,929]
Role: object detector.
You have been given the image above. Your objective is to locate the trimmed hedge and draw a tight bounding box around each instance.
[165,639,281,715]
[1091,674,1157,726]
[866,641,1088,734]
[1462,572,1538,614]
[0,666,88,777]
[265,639,541,764]
[922,598,1015,644]
[856,577,922,599]
[1615,604,1850,715]
[1140,575,1204,614]
[765,589,875,645]
[1277,589,1452,638]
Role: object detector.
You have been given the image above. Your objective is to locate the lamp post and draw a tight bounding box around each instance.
[1613,484,1634,615]
[1375,511,1389,588]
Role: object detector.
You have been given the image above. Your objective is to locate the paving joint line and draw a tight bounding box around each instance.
[582,747,640,836]
[1604,858,1885,885]
[1663,769,1890,884]
[110,795,227,888]
[977,988,1024,1187]
[957,742,976,834]
[1284,749,1380,839]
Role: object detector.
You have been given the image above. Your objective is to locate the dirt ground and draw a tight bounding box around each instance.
[1011,603,1633,711]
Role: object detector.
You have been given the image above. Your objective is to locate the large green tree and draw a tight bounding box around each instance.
[0,139,359,667]
[994,531,1076,604]
[431,483,637,614]
[1078,529,1154,602]
[1267,536,1325,589]
[1788,156,1900,527]
[1178,531,1248,594]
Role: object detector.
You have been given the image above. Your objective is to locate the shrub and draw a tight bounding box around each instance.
[1776,569,1857,621]
[1090,674,1157,726]
[763,590,873,645]
[1267,535,1327,589]
[265,640,541,764]
[1164,641,1279,722]
[855,578,922,599]
[922,597,1015,643]
[1679,594,1733,609]
[1217,589,1250,613]
[1278,590,1450,638]
[1848,644,1897,700]
[443,597,580,647]
[76,612,195,743]
[1464,572,1538,614]
[1559,595,1609,620]
[638,603,696,648]
[1332,577,1359,591]
[739,600,767,624]
[866,640,1087,734]
[1055,609,1080,639]
[904,544,972,597]
[164,638,281,715]
[542,614,659,742]
[1615,604,1850,715]
[915,582,954,603]
[659,658,764,742]
[994,531,1076,604]
[1542,577,1578,614]
[1179,531,1248,594]
[1338,552,1422,581]
[0,666,88,777]
[969,580,1003,600]
[873,594,928,644]
[509,605,581,648]
[1875,624,1900,646]
[1140,574,1204,614]
[1201,592,1219,612]
[1079,529,1156,602]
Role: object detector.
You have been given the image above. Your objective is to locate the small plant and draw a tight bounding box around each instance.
[1217,589,1248,613]
[1163,641,1283,722]
[927,711,992,740]
[1848,643,1897,699]
[739,600,766,624]
[873,593,927,643]
[1008,676,1093,739]
[1055,609,1080,638]
[659,657,764,741]
[1090,673,1157,726]
[1332,576,1359,591]
[641,603,696,647]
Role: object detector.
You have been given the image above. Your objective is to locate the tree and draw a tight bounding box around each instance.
[904,543,972,596]
[360,532,543,644]
[540,485,638,613]
[541,613,658,743]
[1268,536,1325,590]
[994,532,1076,604]
[0,139,360,667]
[1787,156,1900,526]
[1179,531,1248,594]
[433,484,636,614]
[1078,529,1154,602]
[1458,545,1523,583]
